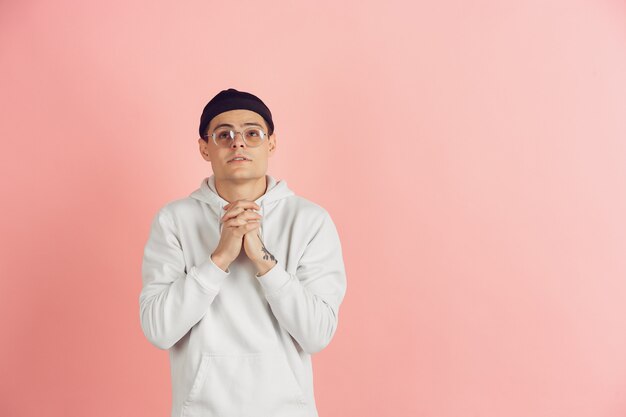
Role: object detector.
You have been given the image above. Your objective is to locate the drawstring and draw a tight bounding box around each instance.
[259,201,265,240]
[219,205,224,234]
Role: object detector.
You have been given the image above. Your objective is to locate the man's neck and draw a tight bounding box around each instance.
[214,175,268,204]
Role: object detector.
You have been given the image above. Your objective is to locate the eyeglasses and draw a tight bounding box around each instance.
[204,127,267,148]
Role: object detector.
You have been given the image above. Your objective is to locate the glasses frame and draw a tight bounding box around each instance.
[204,126,268,148]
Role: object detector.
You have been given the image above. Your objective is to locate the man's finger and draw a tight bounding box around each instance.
[222,201,261,220]
[223,200,260,211]
[221,208,261,223]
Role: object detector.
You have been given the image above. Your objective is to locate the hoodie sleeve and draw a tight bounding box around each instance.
[139,207,230,350]
[255,210,347,355]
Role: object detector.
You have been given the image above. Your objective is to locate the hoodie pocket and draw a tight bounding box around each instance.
[182,350,307,417]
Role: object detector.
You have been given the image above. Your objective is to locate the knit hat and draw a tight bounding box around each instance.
[198,88,274,139]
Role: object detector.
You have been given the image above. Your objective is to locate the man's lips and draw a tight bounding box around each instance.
[227,155,252,162]
[227,154,251,163]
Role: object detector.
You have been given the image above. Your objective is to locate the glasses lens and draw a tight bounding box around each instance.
[244,128,265,146]
[214,128,234,147]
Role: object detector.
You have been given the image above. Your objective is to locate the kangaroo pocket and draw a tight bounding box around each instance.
[182,350,307,417]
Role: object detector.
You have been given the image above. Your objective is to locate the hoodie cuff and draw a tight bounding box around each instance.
[255,263,293,296]
[190,256,230,293]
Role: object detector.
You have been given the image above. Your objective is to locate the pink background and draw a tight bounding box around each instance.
[1,0,626,416]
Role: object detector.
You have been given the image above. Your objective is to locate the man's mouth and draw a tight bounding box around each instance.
[228,156,252,163]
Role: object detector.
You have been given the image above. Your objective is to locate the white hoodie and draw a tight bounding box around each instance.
[139,174,347,417]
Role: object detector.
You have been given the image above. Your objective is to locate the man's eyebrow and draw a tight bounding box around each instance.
[213,122,264,129]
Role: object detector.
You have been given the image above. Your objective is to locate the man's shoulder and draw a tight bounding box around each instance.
[155,196,202,217]
[283,195,331,223]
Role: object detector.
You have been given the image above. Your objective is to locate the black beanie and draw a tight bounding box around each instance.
[199,88,274,139]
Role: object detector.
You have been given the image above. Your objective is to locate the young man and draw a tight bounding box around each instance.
[139,88,347,417]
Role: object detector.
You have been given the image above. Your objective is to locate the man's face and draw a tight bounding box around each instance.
[198,109,276,182]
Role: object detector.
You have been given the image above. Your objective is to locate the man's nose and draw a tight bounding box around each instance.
[231,132,246,147]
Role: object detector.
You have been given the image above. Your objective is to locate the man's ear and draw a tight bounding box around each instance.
[198,138,211,161]
[268,132,277,155]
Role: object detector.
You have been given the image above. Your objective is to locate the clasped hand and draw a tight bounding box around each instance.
[212,200,277,275]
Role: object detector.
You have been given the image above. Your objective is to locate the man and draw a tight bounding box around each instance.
[139,88,347,417]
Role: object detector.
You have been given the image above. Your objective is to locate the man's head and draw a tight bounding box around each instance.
[198,88,276,182]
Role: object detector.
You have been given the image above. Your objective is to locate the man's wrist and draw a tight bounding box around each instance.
[211,252,230,272]
[254,258,278,277]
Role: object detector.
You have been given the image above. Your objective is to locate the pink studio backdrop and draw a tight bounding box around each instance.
[1,0,626,416]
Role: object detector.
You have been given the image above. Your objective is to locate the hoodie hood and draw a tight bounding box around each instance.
[189,174,295,240]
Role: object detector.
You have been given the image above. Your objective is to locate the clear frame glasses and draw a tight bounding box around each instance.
[204,126,267,148]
